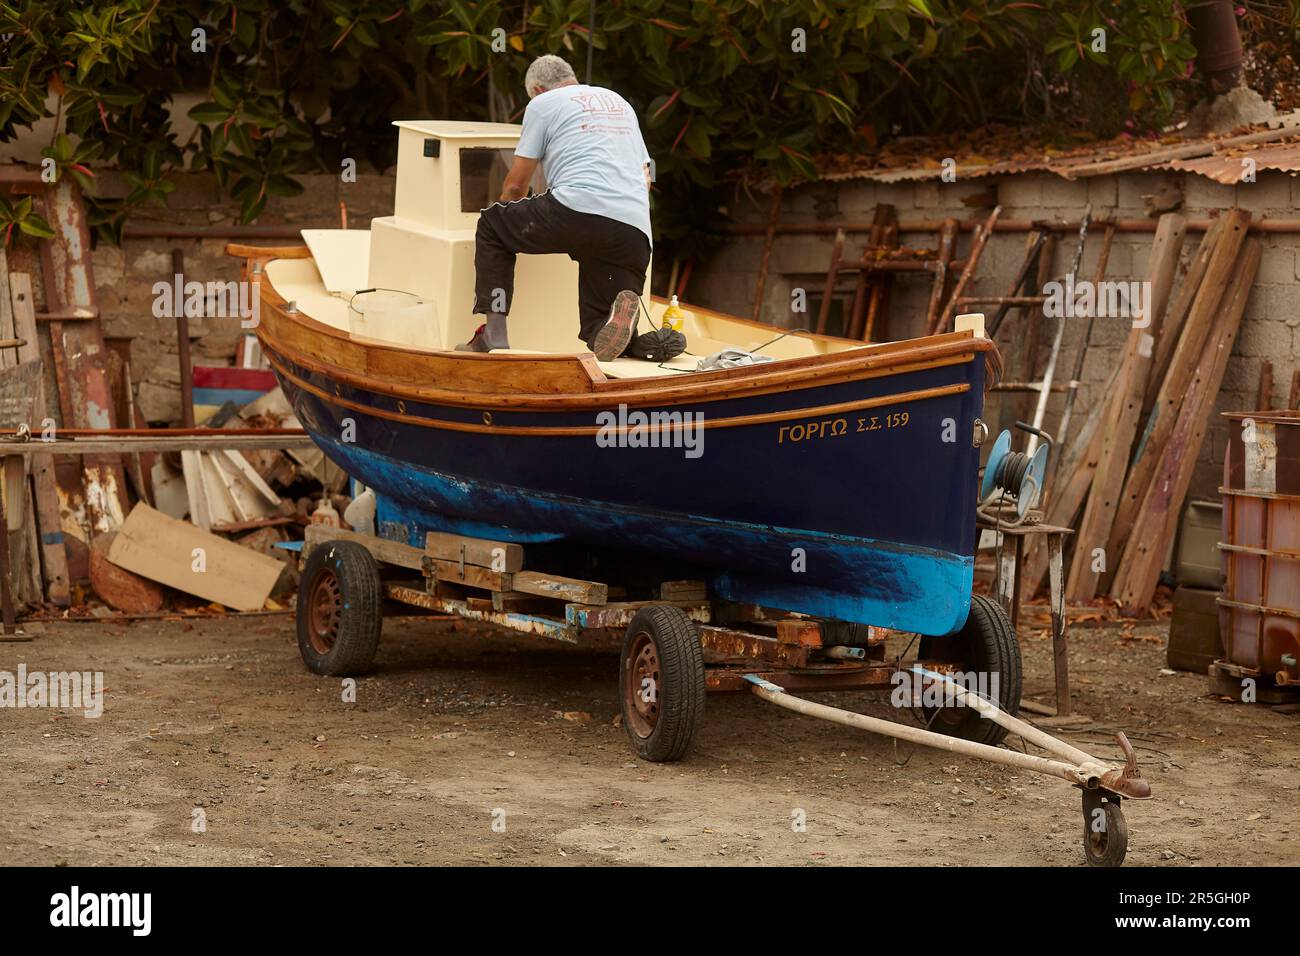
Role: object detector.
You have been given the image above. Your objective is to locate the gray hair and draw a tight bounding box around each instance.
[525,55,577,98]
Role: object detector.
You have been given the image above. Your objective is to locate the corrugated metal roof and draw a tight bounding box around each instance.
[816,119,1300,184]
[1163,140,1300,183]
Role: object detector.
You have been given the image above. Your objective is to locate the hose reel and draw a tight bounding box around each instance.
[979,421,1052,521]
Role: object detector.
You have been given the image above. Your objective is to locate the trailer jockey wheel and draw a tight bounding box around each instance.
[1082,790,1128,867]
[620,605,705,762]
[916,595,1022,747]
[297,541,383,676]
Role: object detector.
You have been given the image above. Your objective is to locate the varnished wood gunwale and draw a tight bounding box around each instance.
[226,242,312,260]
[264,344,970,436]
[254,255,998,412]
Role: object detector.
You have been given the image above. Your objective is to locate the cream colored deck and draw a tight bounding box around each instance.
[264,255,870,380]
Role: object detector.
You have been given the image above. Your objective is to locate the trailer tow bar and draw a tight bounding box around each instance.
[743,669,1150,866]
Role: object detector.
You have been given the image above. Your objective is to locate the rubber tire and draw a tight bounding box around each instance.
[296,540,383,676]
[1082,794,1128,867]
[916,595,1022,746]
[620,605,705,762]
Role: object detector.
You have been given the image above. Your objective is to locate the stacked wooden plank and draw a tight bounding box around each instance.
[1029,209,1260,615]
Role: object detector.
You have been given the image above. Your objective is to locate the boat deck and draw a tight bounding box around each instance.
[262,255,872,381]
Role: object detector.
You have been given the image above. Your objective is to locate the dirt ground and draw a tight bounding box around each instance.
[1,608,1296,867]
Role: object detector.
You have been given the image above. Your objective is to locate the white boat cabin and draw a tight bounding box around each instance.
[266,120,974,379]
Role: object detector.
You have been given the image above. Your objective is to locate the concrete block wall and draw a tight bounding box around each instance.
[688,169,1300,501]
[90,171,395,422]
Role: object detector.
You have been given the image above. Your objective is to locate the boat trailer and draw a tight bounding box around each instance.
[294,522,1151,866]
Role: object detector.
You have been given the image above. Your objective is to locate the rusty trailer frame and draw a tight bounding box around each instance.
[299,524,1151,867]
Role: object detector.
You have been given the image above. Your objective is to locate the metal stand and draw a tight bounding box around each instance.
[981,518,1073,716]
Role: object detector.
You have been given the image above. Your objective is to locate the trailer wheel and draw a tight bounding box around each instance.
[1082,791,1128,867]
[620,605,704,762]
[297,541,382,676]
[916,595,1022,746]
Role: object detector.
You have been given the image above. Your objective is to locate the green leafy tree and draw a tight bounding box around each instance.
[0,1,1240,248]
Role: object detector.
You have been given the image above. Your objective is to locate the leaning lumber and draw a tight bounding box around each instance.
[1111,238,1261,615]
[1103,208,1251,588]
[1019,362,1118,595]
[107,503,284,611]
[0,257,42,606]
[1015,234,1057,425]
[1142,214,1228,418]
[7,271,70,605]
[935,205,1001,335]
[1065,213,1186,602]
[1256,361,1274,411]
[861,205,899,341]
[924,218,959,334]
[1055,221,1116,451]
[815,228,847,334]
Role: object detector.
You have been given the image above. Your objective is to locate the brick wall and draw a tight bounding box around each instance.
[687,170,1300,501]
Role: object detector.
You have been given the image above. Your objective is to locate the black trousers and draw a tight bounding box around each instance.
[474,191,652,347]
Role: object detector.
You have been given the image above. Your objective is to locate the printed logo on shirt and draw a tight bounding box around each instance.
[570,92,628,117]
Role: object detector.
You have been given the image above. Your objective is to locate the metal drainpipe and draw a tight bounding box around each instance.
[1187,0,1245,95]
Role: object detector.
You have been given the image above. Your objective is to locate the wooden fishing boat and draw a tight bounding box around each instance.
[229,126,1166,862]
[241,120,1002,639]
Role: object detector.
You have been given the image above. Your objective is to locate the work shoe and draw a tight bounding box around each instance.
[456,325,492,352]
[590,290,640,362]
[627,328,687,362]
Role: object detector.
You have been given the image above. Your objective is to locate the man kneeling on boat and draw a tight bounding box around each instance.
[458,55,653,361]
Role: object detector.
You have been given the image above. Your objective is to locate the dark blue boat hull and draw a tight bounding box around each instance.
[274,348,986,636]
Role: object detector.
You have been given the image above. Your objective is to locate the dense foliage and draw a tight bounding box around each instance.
[0,1,1263,244]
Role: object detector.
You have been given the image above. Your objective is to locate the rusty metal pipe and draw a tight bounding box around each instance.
[749,668,1150,798]
[718,218,1300,237]
[906,667,1097,766]
[957,295,1047,306]
[123,223,310,240]
[745,675,1101,788]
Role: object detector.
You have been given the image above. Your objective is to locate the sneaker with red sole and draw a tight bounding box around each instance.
[589,290,640,361]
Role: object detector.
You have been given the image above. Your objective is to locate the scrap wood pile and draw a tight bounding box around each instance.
[0,178,351,626]
[1017,208,1262,617]
[83,384,354,618]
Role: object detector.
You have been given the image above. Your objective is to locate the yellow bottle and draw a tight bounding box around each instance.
[662,294,685,332]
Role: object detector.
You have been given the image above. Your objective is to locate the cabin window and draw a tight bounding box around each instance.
[460,147,546,211]
[460,147,515,212]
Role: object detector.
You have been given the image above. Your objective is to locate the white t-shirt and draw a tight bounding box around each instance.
[515,84,652,245]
